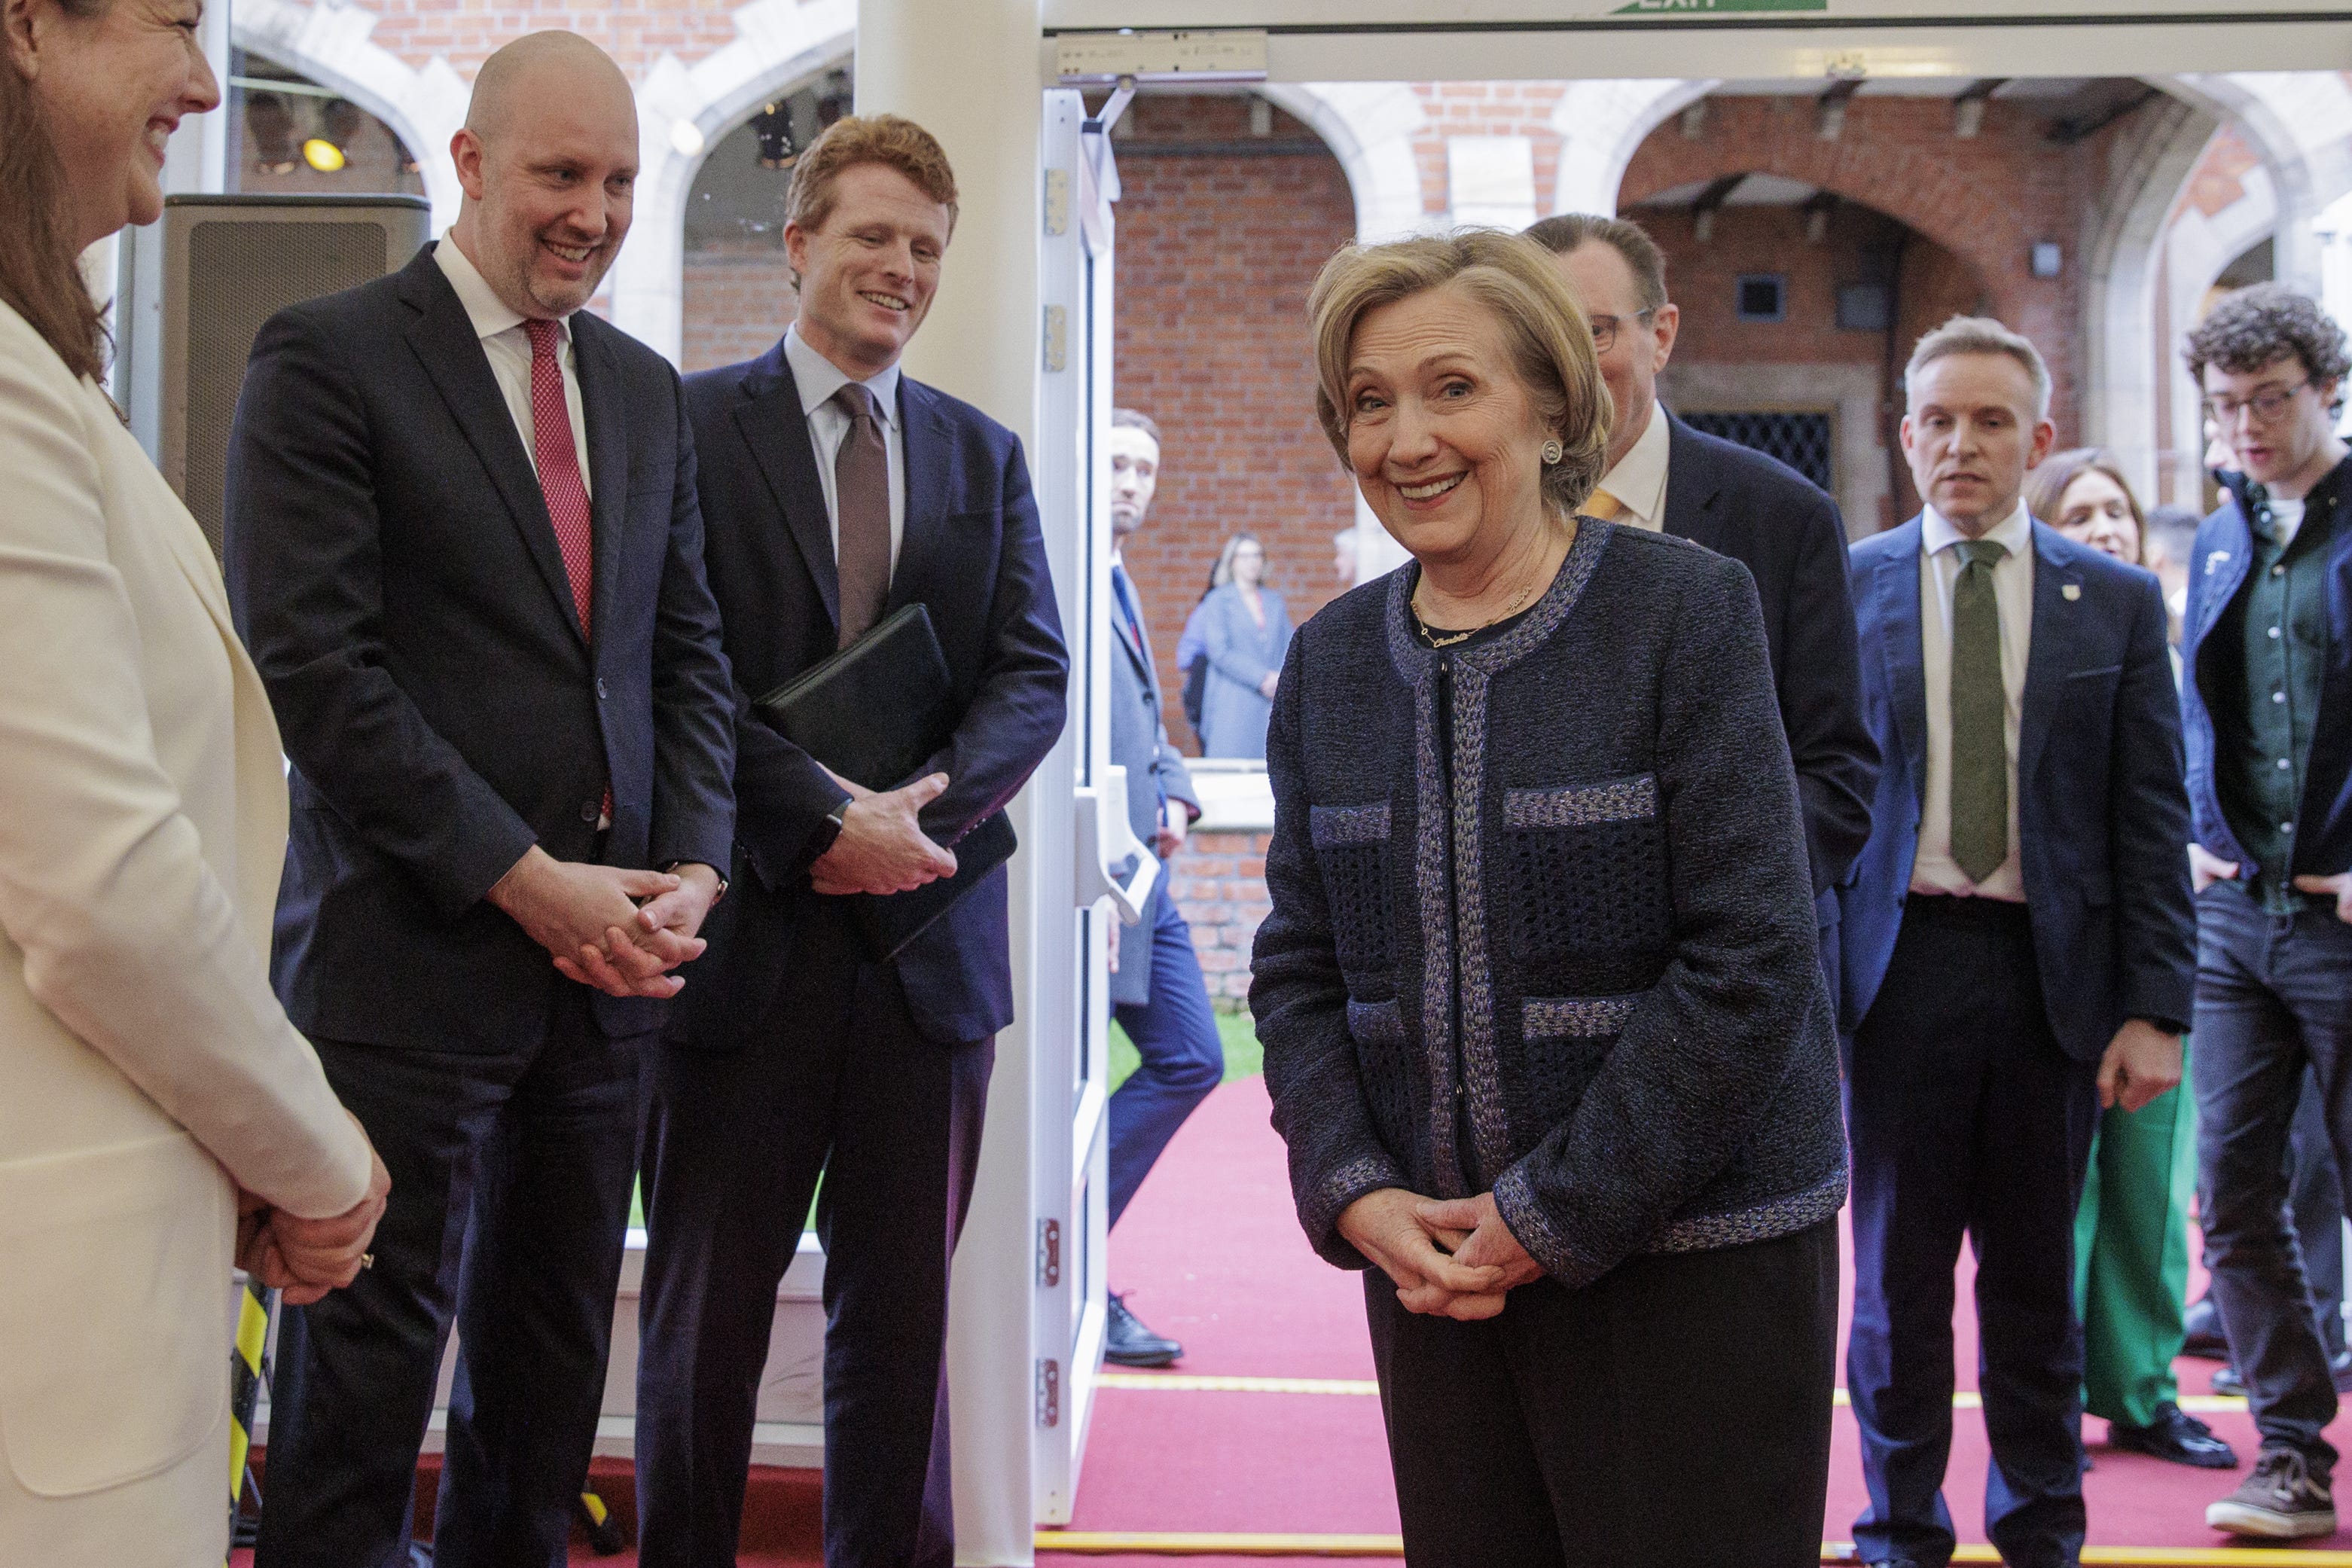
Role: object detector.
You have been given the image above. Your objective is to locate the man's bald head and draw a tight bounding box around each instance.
[466,30,633,145]
[446,29,639,319]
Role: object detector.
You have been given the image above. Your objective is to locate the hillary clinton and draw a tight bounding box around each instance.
[1250,229,1847,1566]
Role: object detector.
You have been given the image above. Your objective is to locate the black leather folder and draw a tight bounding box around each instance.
[752,604,1017,961]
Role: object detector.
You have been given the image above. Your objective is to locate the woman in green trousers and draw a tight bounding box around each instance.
[2035,450,2237,1469]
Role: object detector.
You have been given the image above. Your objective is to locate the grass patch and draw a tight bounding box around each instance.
[1109,1009,1261,1093]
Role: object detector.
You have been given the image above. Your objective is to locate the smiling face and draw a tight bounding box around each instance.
[1900,350,2055,537]
[1344,284,1554,571]
[447,35,638,319]
[786,162,951,380]
[1109,424,1161,541]
[2052,468,2141,565]
[13,0,220,250]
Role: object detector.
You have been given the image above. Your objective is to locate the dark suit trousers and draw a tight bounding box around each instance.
[1365,1219,1837,1568]
[1106,892,1224,1231]
[255,982,644,1568]
[1847,897,2099,1568]
[2192,879,2352,1469]
[634,904,994,1568]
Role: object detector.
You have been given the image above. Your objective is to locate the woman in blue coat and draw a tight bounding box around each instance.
[1197,533,1294,758]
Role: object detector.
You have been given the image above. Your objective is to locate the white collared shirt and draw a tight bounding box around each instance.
[1594,398,1673,532]
[432,236,590,497]
[1911,501,2035,901]
[783,324,907,573]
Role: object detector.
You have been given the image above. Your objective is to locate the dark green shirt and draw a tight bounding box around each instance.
[2210,477,2341,913]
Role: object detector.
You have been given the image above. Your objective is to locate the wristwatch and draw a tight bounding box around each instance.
[807,798,853,863]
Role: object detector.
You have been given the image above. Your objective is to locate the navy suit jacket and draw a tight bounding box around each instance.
[2180,467,2352,881]
[224,243,737,1053]
[1836,517,2195,1061]
[670,337,1068,1048]
[1659,414,1878,901]
[1107,567,1198,1008]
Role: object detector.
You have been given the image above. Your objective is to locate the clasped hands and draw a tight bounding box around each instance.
[1337,1187,1545,1322]
[236,1115,391,1305]
[490,846,724,999]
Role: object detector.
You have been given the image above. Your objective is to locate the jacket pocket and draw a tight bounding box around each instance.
[1497,775,1670,972]
[1518,993,1640,1133]
[1311,803,1396,987]
[0,1133,230,1497]
[1346,996,1417,1155]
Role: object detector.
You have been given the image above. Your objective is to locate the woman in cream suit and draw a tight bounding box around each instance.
[1,0,386,1560]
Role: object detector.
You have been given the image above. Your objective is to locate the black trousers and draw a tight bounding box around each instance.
[1364,1218,1838,1568]
[1846,896,2099,1568]
[634,905,994,1568]
[256,982,644,1568]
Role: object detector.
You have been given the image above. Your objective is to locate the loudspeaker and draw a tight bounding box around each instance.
[160,194,432,560]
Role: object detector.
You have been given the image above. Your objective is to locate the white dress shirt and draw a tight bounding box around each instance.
[433,236,590,497]
[1911,501,2034,901]
[1593,398,1673,532]
[784,323,907,573]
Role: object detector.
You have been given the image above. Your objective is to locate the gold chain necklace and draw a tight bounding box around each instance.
[1411,572,1540,649]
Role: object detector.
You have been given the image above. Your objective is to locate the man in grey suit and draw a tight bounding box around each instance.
[1103,407,1224,1365]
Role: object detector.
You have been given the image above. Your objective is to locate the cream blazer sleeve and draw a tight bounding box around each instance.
[0,301,371,1220]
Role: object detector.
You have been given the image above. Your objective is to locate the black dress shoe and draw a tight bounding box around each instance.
[2213,1350,2352,1398]
[2107,1401,2240,1468]
[2183,1295,2230,1359]
[1105,1293,1183,1368]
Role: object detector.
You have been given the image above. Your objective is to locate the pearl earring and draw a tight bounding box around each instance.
[1542,438,1564,465]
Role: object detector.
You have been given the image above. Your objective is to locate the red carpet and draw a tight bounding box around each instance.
[1043,1075,2352,1562]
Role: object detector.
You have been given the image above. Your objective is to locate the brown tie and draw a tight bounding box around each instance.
[832,382,892,648]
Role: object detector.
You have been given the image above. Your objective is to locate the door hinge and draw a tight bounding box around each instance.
[1036,1357,1061,1428]
[1037,1217,1062,1287]
[1043,304,1068,372]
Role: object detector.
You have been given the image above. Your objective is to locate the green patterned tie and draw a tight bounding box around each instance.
[1949,537,2009,885]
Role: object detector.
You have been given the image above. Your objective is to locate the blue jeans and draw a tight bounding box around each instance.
[1107,892,1225,1230]
[2193,878,2352,1472]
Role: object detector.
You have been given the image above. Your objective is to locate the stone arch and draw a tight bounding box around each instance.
[610,0,854,359]
[231,0,468,222]
[1255,82,1429,244]
[1547,78,1716,220]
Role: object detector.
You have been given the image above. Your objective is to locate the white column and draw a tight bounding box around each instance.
[853,4,1046,1563]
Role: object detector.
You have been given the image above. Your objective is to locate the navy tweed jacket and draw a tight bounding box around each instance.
[1251,520,1847,1289]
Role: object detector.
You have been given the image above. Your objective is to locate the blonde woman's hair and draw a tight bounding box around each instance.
[1306,229,1613,518]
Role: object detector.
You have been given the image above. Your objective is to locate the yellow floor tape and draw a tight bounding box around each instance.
[1034,1536,2352,1564]
[1093,1374,2251,1417]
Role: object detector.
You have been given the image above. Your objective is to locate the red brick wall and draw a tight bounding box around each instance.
[1621,94,2097,445]
[358,0,748,78]
[1110,96,1361,737]
[1411,81,1570,218]
[1168,831,1272,1005]
[682,251,795,374]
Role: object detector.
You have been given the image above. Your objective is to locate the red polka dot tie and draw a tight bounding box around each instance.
[524,318,593,636]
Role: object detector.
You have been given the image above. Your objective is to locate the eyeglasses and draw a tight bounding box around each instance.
[2201,380,2311,428]
[1589,309,1656,356]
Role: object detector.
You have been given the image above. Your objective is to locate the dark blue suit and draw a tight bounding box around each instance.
[224,243,737,1568]
[1838,517,2193,1568]
[634,336,1066,1568]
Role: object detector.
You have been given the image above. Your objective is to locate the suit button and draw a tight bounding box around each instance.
[581,800,602,823]
[596,677,609,700]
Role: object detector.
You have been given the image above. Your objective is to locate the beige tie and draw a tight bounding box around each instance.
[1584,488,1624,523]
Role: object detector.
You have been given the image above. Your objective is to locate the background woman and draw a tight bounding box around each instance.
[1253,228,1845,1566]
[2022,450,2236,1469]
[1195,531,1293,758]
[0,0,385,1557]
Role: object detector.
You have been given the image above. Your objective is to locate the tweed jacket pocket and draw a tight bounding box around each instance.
[1518,993,1640,1133]
[1311,803,1395,990]
[1345,996,1417,1160]
[1497,775,1670,975]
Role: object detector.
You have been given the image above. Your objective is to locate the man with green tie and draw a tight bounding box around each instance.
[1836,316,2196,1568]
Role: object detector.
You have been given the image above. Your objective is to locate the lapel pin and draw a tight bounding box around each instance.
[2061,583,2082,601]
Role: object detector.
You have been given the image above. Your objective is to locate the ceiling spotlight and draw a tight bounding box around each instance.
[300,136,346,172]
